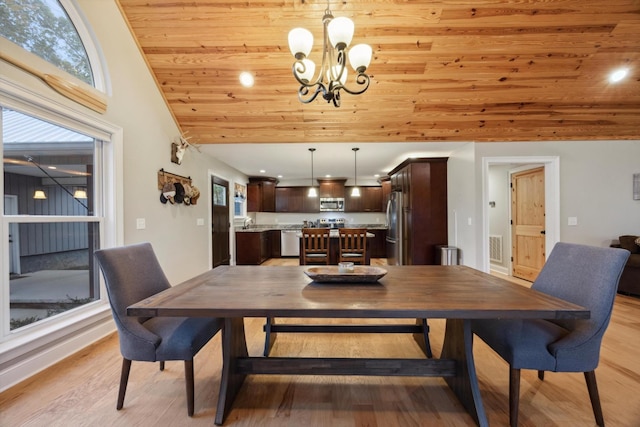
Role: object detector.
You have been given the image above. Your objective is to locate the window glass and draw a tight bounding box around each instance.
[0,0,94,85]
[3,107,101,331]
[7,221,100,330]
[3,109,94,216]
[213,183,227,206]
[234,183,246,217]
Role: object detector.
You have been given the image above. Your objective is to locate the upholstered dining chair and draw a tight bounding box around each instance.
[471,242,629,427]
[301,228,330,265]
[338,228,368,265]
[95,242,223,416]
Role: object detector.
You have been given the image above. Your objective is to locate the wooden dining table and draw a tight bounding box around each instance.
[127,265,589,426]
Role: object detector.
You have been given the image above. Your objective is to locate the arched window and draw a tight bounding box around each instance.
[1,0,108,97]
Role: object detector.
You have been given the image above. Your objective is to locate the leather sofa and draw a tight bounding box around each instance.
[611,235,640,296]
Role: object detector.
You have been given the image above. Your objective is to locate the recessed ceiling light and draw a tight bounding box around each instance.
[259,169,266,173]
[609,68,628,83]
[374,174,380,178]
[48,166,57,170]
[239,72,254,87]
[277,175,283,178]
[325,174,331,178]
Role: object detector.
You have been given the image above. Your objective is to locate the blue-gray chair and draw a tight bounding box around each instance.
[95,242,222,416]
[472,242,629,427]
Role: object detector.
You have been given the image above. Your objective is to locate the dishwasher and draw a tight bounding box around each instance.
[281,229,300,257]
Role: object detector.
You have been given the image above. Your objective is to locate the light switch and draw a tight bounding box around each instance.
[196,218,204,226]
[136,218,146,229]
[568,217,578,226]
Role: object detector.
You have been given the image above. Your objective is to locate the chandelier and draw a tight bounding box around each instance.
[288,1,372,107]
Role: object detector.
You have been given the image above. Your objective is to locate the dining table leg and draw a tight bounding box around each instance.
[440,319,488,427]
[215,317,249,425]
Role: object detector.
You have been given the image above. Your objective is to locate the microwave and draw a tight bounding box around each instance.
[319,197,345,212]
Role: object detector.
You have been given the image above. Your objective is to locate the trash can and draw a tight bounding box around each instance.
[437,245,458,265]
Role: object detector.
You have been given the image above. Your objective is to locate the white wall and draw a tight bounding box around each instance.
[488,165,511,271]
[78,0,248,282]
[476,140,640,248]
[446,143,477,267]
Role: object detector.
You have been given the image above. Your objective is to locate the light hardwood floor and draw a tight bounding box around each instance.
[2,260,639,426]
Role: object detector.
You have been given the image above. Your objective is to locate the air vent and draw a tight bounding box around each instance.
[489,235,503,263]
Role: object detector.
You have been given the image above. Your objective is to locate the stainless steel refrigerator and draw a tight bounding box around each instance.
[385,191,403,265]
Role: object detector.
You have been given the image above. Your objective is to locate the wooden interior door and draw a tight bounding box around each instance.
[511,167,545,281]
[211,176,230,268]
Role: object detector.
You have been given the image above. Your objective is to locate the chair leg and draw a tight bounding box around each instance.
[117,358,132,410]
[585,370,605,427]
[184,360,195,417]
[538,370,544,380]
[159,361,165,371]
[509,367,521,427]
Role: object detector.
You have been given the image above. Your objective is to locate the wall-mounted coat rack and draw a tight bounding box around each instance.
[157,168,192,190]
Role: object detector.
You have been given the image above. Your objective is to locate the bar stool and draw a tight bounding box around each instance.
[301,228,330,265]
[338,228,368,265]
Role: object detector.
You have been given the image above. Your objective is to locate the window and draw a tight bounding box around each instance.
[0,0,93,85]
[234,183,246,217]
[3,108,102,331]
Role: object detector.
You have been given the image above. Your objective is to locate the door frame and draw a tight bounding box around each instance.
[481,156,560,274]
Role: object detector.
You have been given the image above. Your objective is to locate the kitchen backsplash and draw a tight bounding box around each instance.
[234,212,385,229]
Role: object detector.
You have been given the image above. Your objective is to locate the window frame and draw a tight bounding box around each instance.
[0,73,122,359]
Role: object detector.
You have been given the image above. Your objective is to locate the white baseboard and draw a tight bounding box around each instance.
[490,264,509,276]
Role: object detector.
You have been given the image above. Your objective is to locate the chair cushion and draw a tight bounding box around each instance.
[472,318,569,371]
[619,235,640,254]
[144,316,223,361]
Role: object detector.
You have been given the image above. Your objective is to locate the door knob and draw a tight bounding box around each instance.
[540,230,546,235]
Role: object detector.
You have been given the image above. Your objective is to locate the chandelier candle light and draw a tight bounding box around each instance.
[288,1,372,107]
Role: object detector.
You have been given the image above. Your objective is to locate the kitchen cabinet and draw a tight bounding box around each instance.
[368,229,387,258]
[236,229,280,265]
[247,177,277,212]
[380,177,391,210]
[345,186,383,212]
[388,158,448,265]
[276,187,317,212]
[270,229,281,258]
[318,179,346,198]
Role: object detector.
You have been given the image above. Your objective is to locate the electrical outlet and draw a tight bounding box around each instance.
[568,217,578,226]
[196,218,204,226]
[136,218,146,230]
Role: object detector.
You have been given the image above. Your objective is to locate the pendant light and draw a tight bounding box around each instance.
[308,148,318,197]
[351,147,360,197]
[33,190,47,199]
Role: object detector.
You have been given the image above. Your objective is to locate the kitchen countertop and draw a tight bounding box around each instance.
[236,224,386,232]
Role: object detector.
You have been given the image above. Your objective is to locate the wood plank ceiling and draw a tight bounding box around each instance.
[116,0,640,145]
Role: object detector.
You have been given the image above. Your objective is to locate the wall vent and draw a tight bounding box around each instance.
[489,235,503,263]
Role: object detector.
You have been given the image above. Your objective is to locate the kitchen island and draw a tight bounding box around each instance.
[298,229,375,265]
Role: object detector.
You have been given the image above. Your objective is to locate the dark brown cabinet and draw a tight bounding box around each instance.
[276,187,317,212]
[388,158,448,265]
[346,186,383,212]
[236,229,281,265]
[247,177,277,212]
[380,177,391,211]
[318,179,346,198]
[368,229,387,258]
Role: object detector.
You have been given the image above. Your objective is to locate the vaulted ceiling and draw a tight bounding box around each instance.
[116,0,640,146]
